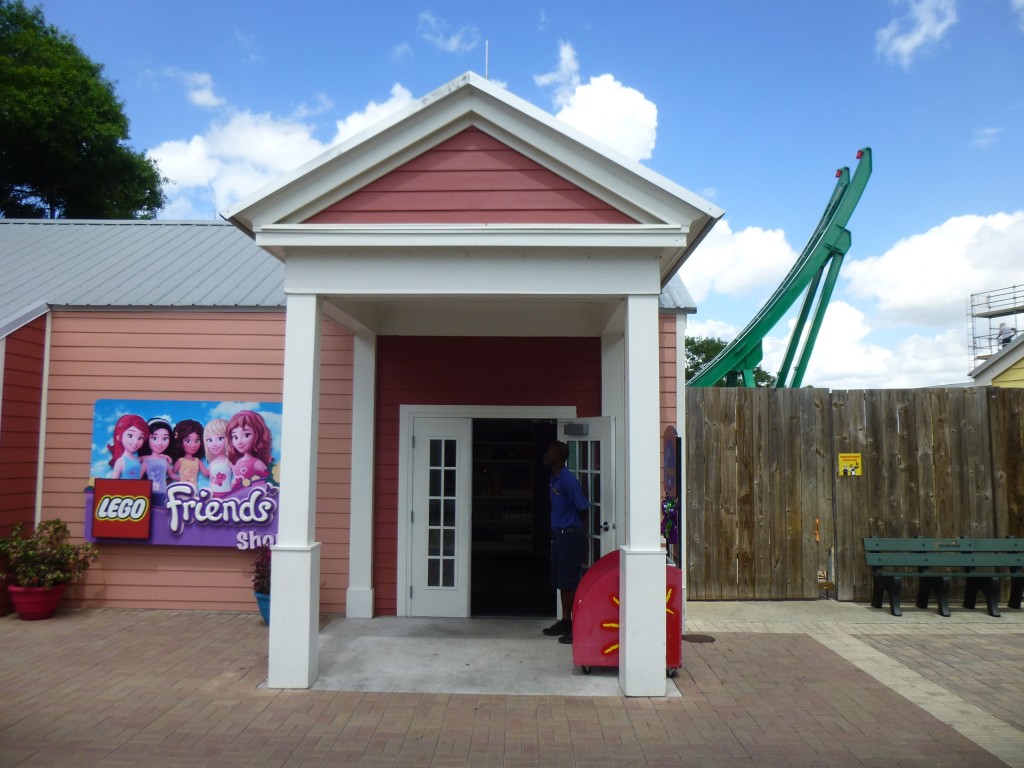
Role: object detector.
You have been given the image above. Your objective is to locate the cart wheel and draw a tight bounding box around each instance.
[666,668,678,678]
[582,665,591,675]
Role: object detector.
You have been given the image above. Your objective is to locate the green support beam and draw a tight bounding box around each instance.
[688,148,872,388]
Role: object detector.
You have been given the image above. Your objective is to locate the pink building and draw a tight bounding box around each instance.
[0,73,720,695]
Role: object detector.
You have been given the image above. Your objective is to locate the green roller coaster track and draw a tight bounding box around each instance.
[688,148,872,388]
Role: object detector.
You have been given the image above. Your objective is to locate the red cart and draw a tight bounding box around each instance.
[571,550,683,676]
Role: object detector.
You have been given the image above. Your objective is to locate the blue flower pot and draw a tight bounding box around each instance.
[254,591,270,625]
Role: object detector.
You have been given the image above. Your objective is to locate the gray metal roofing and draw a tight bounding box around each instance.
[0,218,698,337]
[0,219,284,336]
[658,276,697,314]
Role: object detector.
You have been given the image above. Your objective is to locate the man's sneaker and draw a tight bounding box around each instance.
[558,630,573,645]
[542,619,571,636]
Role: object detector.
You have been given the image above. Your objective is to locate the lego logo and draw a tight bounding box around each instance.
[96,495,148,521]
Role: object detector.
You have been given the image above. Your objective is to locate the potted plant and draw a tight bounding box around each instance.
[251,545,271,625]
[0,519,98,620]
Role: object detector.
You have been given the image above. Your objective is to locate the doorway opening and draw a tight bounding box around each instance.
[470,418,556,617]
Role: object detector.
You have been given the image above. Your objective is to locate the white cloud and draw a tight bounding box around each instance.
[534,42,658,163]
[163,69,225,108]
[783,311,968,389]
[1013,0,1024,30]
[681,211,1023,389]
[876,0,957,70]
[332,84,413,145]
[677,219,798,304]
[417,11,480,54]
[534,41,580,109]
[971,126,1003,148]
[392,42,413,63]
[843,211,1024,325]
[149,78,414,216]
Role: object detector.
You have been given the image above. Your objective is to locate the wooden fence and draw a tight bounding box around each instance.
[684,386,1024,601]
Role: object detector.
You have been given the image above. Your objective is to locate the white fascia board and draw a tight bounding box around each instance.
[225,72,724,237]
[282,251,662,298]
[255,223,688,251]
[222,79,471,230]
[464,94,723,226]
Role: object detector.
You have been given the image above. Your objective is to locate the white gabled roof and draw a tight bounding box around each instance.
[223,72,723,284]
[0,220,283,338]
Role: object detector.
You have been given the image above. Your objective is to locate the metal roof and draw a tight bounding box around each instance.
[0,218,699,337]
[658,276,697,314]
[0,220,284,337]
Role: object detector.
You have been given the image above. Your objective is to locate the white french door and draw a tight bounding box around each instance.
[409,418,472,617]
[558,417,615,567]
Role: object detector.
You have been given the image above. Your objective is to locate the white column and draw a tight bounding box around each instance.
[268,293,322,688]
[675,314,688,626]
[619,293,666,696]
[345,329,377,617]
[600,328,626,543]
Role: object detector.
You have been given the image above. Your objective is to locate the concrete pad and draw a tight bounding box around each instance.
[313,616,682,697]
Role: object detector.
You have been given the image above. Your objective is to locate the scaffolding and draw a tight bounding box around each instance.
[968,284,1024,369]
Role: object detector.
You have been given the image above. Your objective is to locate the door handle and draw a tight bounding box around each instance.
[601,521,616,532]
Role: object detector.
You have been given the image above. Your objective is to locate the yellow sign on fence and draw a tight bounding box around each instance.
[837,453,862,477]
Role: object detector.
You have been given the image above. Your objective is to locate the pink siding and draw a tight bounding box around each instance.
[306,127,636,225]
[0,315,47,615]
[659,314,678,498]
[40,311,353,613]
[373,335,602,615]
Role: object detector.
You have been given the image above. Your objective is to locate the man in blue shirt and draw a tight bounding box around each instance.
[541,441,590,644]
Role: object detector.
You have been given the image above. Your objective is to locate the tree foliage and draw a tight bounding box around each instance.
[0,0,165,218]
[684,336,777,387]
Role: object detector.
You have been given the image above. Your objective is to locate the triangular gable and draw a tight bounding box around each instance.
[224,72,724,283]
[304,127,636,225]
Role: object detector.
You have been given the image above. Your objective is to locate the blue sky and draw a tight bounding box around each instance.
[37,0,1024,388]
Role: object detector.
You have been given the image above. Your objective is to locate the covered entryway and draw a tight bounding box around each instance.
[223,72,722,696]
[400,411,618,620]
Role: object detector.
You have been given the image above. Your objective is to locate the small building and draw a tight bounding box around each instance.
[969,334,1024,387]
[0,73,720,696]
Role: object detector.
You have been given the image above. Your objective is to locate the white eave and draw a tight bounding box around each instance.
[224,72,723,284]
[254,222,689,257]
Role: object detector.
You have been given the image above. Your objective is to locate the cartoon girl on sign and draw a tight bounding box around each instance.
[141,416,175,505]
[108,414,149,479]
[204,418,232,497]
[172,419,209,491]
[227,409,273,491]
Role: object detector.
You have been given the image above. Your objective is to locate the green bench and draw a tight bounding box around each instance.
[864,536,1024,617]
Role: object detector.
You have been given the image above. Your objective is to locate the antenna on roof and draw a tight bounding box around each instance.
[485,40,489,79]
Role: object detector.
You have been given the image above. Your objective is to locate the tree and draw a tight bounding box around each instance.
[684,336,777,387]
[0,0,165,218]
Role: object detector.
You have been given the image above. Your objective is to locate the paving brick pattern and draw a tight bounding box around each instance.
[855,632,1024,732]
[0,608,1017,767]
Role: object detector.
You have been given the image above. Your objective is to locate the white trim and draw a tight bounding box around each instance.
[346,330,377,617]
[224,73,723,234]
[675,314,688,628]
[282,252,664,300]
[34,312,52,526]
[395,404,576,617]
[257,223,688,249]
[269,294,323,688]
[969,334,1024,385]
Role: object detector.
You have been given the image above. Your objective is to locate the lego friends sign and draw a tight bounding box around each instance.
[85,399,282,549]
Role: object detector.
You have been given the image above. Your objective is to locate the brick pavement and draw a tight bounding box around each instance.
[1,606,1020,767]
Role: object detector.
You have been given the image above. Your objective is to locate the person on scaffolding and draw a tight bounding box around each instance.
[998,322,1016,348]
[540,441,589,645]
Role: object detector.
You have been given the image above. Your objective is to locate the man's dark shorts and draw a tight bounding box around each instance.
[550,528,585,591]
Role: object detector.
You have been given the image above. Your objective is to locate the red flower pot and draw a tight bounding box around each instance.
[7,584,67,620]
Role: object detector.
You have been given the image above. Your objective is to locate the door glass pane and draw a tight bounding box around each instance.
[566,437,601,568]
[426,438,459,589]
